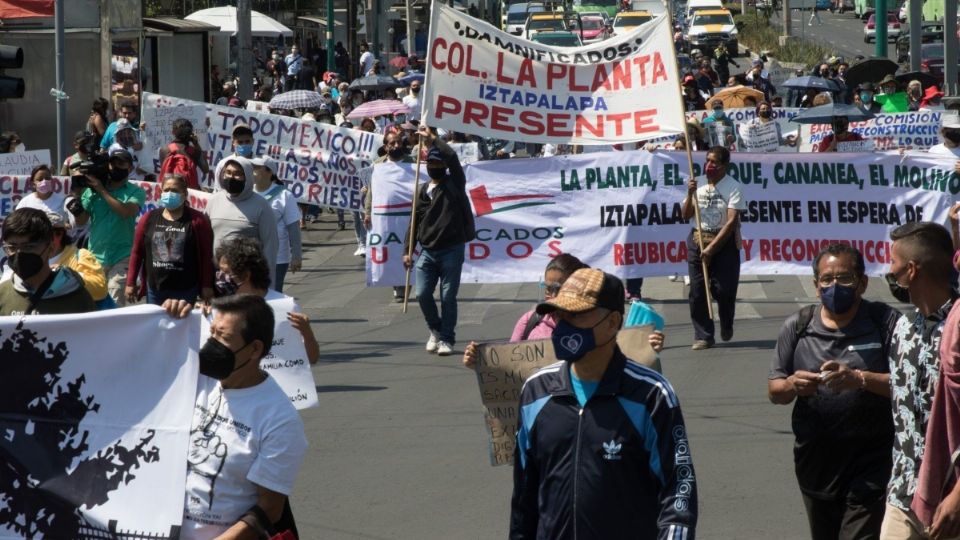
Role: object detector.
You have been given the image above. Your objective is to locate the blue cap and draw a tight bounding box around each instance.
[426,147,445,163]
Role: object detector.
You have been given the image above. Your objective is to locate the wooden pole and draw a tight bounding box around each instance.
[402,134,424,313]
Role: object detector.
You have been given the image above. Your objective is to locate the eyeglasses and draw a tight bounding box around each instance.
[816,273,858,287]
[539,280,563,296]
[2,241,47,256]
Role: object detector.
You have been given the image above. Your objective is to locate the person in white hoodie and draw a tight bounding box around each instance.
[204,156,279,287]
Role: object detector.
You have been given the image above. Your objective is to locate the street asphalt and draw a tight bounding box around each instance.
[283,212,910,539]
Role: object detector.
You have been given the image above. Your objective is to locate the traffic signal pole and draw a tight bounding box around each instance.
[55,0,65,165]
[875,0,887,57]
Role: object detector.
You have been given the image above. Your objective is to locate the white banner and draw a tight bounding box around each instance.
[0,305,199,539]
[800,110,959,152]
[738,121,781,152]
[421,4,685,145]
[139,92,383,212]
[450,142,481,164]
[645,107,800,152]
[199,295,318,411]
[366,151,954,285]
[0,149,52,176]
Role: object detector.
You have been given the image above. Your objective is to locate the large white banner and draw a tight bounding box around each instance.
[366,151,955,285]
[800,110,959,152]
[140,92,383,212]
[0,306,199,539]
[421,4,685,144]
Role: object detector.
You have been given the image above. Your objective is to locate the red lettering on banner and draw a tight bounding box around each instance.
[546,113,572,137]
[469,243,490,260]
[430,38,448,70]
[576,115,603,137]
[465,45,481,77]
[546,64,565,91]
[517,59,536,87]
[612,242,688,265]
[592,64,613,92]
[370,247,388,264]
[611,61,631,90]
[758,238,892,264]
[435,95,461,118]
[633,55,651,86]
[568,68,589,92]
[548,240,563,257]
[463,101,487,127]
[613,243,625,265]
[518,111,544,135]
[607,113,631,137]
[490,106,514,133]
[495,53,514,84]
[633,109,658,135]
[448,43,465,73]
[651,52,668,84]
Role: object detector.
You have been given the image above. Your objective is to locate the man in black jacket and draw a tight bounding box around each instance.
[403,145,473,356]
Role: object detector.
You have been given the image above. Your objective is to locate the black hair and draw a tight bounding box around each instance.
[215,237,272,291]
[91,97,110,117]
[545,253,589,278]
[30,164,50,183]
[232,125,253,138]
[211,293,275,358]
[707,145,730,165]
[812,244,865,278]
[890,222,954,280]
[161,173,189,193]
[1,207,53,243]
[172,118,194,143]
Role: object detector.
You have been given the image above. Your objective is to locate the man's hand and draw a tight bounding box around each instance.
[930,486,960,539]
[162,298,194,319]
[403,255,413,269]
[820,360,859,392]
[462,341,479,369]
[687,178,698,194]
[85,174,104,194]
[949,202,960,227]
[649,330,665,353]
[124,285,137,305]
[700,244,714,265]
[363,214,371,229]
[290,258,302,273]
[954,160,960,176]
[788,370,821,396]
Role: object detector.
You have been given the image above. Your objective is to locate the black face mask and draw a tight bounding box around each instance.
[226,178,245,195]
[198,338,254,380]
[832,121,848,134]
[387,147,406,159]
[109,167,129,183]
[215,270,240,297]
[9,251,45,280]
[885,272,911,303]
[945,131,960,145]
[426,168,446,180]
[759,110,772,119]
[411,87,421,94]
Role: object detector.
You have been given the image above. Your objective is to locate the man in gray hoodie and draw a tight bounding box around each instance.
[204,156,279,288]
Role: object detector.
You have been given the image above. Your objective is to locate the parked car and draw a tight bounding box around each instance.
[525,13,568,39]
[577,10,611,24]
[612,10,654,34]
[686,8,739,54]
[572,15,612,43]
[912,42,960,84]
[863,12,900,42]
[896,22,944,62]
[506,2,546,34]
[530,30,584,46]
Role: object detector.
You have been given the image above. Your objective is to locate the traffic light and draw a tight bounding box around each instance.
[0,45,24,99]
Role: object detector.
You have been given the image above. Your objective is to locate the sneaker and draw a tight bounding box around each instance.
[669,273,680,282]
[683,275,690,286]
[691,339,714,350]
[437,341,453,356]
[337,222,346,231]
[721,326,734,342]
[353,246,365,256]
[426,332,440,353]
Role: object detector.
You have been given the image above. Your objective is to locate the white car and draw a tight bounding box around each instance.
[505,2,545,35]
[686,9,739,53]
[864,12,901,42]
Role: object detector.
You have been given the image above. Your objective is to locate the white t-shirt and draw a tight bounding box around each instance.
[402,94,422,122]
[16,192,67,221]
[927,143,960,159]
[359,51,375,76]
[181,374,307,539]
[696,175,746,233]
[255,184,302,265]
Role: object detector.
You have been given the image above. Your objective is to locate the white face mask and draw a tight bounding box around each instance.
[13,143,25,153]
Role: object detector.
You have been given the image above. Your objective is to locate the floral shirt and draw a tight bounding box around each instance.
[887,297,956,510]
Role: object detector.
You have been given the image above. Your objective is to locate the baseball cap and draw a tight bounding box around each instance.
[44,210,69,229]
[74,130,94,142]
[426,147,445,163]
[116,118,134,131]
[711,100,724,109]
[251,156,277,175]
[536,268,626,316]
[943,118,960,129]
[682,74,696,86]
[108,148,133,163]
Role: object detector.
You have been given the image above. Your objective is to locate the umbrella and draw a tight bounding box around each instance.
[781,76,840,92]
[704,86,766,109]
[790,103,875,124]
[347,99,411,119]
[185,6,293,37]
[268,90,324,110]
[349,75,403,91]
[389,56,409,69]
[844,58,898,89]
[397,73,425,86]
[895,70,939,89]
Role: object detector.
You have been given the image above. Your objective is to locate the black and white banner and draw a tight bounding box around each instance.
[0,306,200,539]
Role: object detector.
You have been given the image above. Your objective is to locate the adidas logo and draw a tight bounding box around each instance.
[602,439,622,461]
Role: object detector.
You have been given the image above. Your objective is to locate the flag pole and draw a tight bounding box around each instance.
[664,12,715,320]
[402,134,424,313]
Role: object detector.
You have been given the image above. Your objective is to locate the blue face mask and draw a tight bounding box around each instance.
[235,144,254,158]
[860,92,873,103]
[159,191,184,209]
[551,312,612,363]
[820,283,857,314]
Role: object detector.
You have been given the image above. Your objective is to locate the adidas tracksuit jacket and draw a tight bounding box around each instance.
[510,347,698,540]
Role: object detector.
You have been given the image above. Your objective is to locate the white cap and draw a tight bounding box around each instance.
[250,156,277,175]
[943,118,960,129]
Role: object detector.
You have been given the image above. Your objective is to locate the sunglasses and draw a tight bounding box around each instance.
[539,280,563,296]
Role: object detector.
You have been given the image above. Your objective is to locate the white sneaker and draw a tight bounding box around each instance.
[353,246,365,256]
[425,332,440,353]
[683,275,691,286]
[436,341,453,356]
[669,273,680,282]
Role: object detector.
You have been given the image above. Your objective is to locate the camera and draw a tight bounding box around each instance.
[68,144,109,185]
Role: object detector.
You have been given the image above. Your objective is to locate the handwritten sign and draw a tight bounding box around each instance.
[474,326,658,466]
[449,142,480,164]
[0,149,52,176]
[738,121,781,152]
[141,98,206,153]
[262,295,320,410]
[837,139,875,153]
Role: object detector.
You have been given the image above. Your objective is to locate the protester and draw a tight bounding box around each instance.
[251,156,302,292]
[212,236,320,365]
[162,293,308,537]
[747,60,777,101]
[920,86,945,111]
[682,76,707,111]
[107,119,147,180]
[906,80,923,111]
[510,268,697,539]
[744,101,797,148]
[359,41,375,77]
[87,97,109,146]
[769,244,898,539]
[702,101,735,147]
[74,148,146,307]
[713,43,739,86]
[368,131,414,302]
[126,173,214,306]
[816,115,865,152]
[0,208,95,315]
[16,165,66,220]
[855,82,884,114]
[285,45,303,92]
[881,222,958,537]
[402,145,472,356]
[681,146,746,350]
[928,118,960,160]
[99,102,141,150]
[403,80,423,122]
[205,157,279,287]
[211,124,256,192]
[60,130,95,176]
[158,118,210,191]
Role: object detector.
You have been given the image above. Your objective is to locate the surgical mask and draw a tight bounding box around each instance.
[885,271,911,303]
[551,312,614,363]
[758,110,771,119]
[388,147,406,160]
[35,178,53,194]
[713,109,725,118]
[109,167,129,183]
[198,338,254,380]
[427,168,446,180]
[159,192,184,209]
[215,270,242,297]
[235,144,254,158]
[910,88,922,98]
[9,251,45,280]
[820,283,857,314]
[705,162,721,179]
[860,92,873,103]
[226,178,245,195]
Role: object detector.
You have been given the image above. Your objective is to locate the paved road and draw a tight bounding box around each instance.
[283,213,909,539]
[784,7,896,62]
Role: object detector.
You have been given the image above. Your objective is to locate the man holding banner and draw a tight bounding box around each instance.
[511,268,697,539]
[682,146,746,350]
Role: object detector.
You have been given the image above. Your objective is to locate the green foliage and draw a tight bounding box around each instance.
[733,9,837,67]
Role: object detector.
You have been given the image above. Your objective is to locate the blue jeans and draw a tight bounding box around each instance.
[275,263,289,293]
[147,286,199,306]
[352,211,366,247]
[414,243,465,345]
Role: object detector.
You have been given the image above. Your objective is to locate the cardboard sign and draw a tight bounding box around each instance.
[0,149,52,175]
[738,121,781,152]
[474,326,658,466]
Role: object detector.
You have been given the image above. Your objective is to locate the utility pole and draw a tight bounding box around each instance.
[405,0,414,56]
[875,0,887,57]
[326,0,335,74]
[781,0,791,43]
[909,0,921,71]
[237,0,253,100]
[54,0,65,165]
[946,0,958,95]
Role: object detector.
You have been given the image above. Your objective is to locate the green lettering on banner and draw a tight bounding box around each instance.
[561,169,581,191]
[893,165,958,194]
